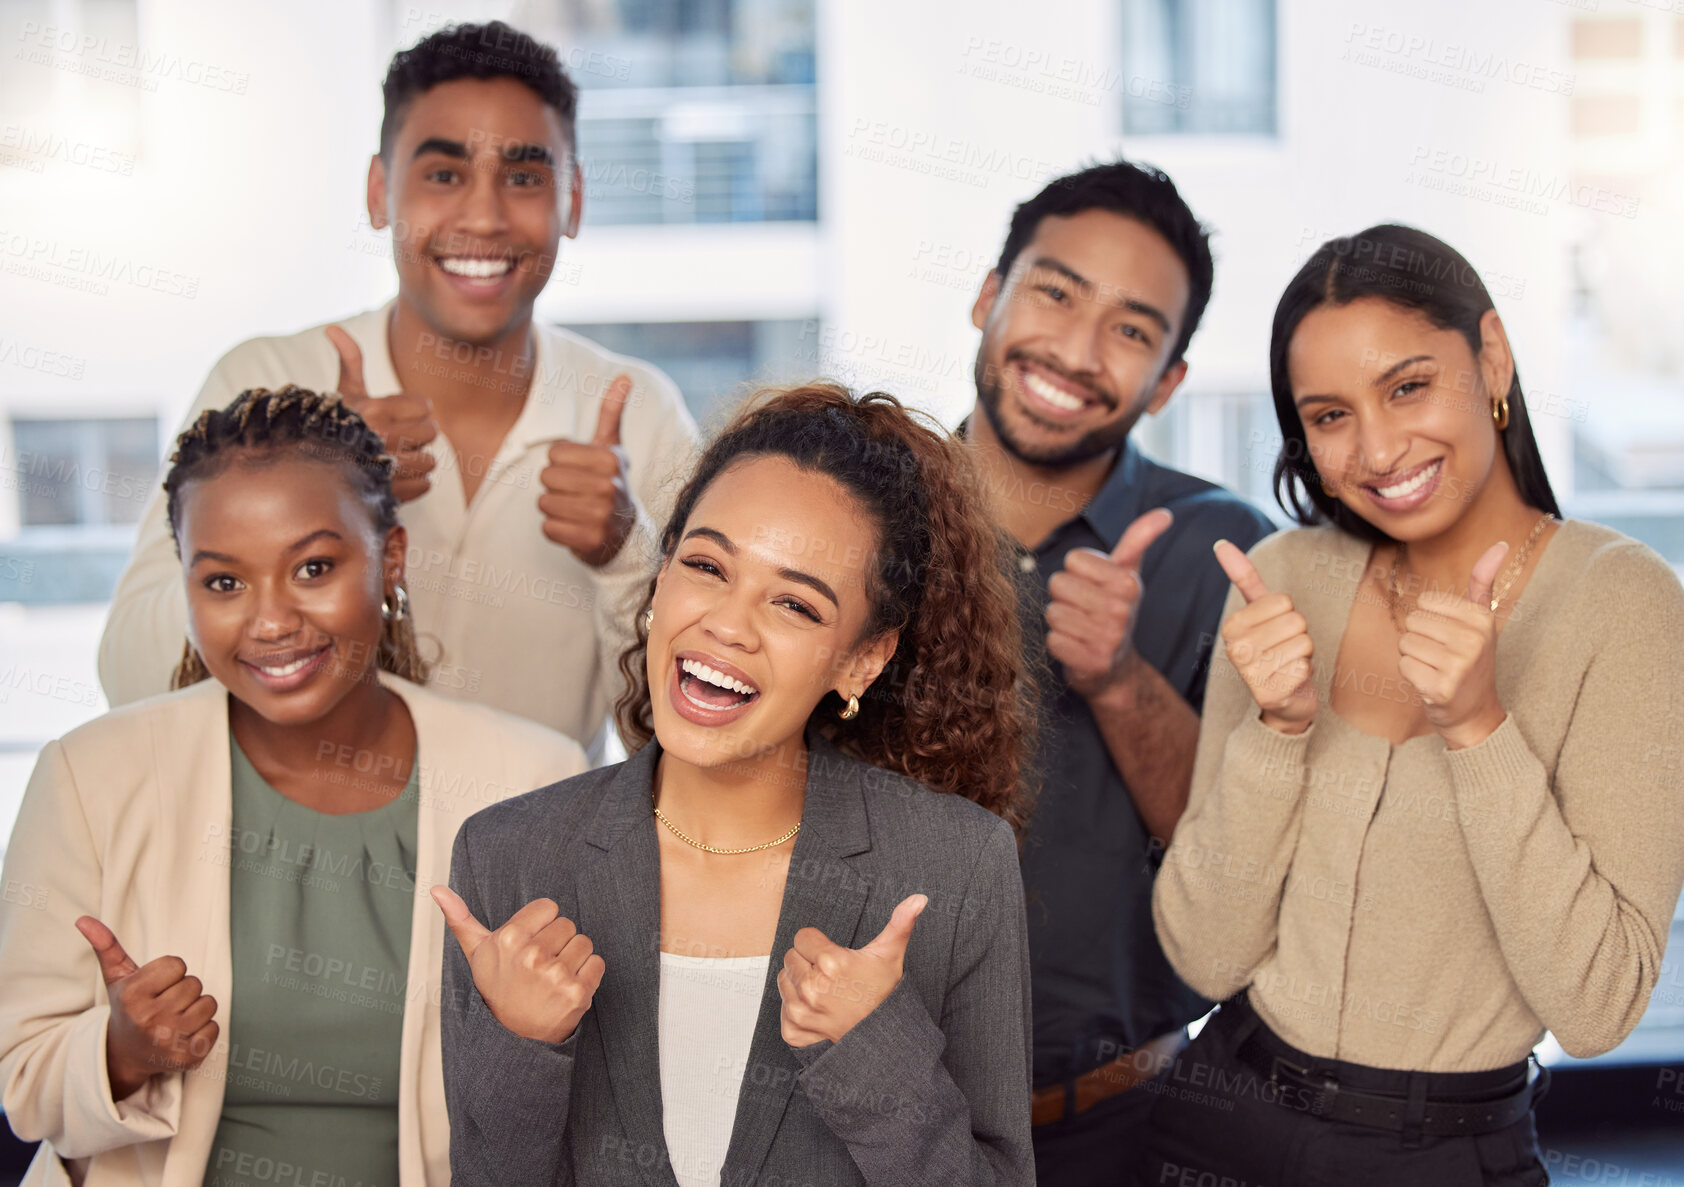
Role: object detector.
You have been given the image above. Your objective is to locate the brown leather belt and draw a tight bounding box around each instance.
[1031,1029,1187,1127]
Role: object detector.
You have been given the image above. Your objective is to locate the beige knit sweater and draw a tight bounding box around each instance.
[1154,518,1684,1072]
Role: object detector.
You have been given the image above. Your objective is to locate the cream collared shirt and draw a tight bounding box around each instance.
[98,303,699,756]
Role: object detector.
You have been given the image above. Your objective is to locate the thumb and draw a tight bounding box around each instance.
[861,894,927,961]
[325,325,368,401]
[1467,541,1509,610]
[430,886,492,961]
[1110,507,1173,569]
[590,374,632,447]
[75,916,139,984]
[1213,539,1271,604]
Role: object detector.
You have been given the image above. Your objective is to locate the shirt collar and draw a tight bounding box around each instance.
[1071,438,1147,554]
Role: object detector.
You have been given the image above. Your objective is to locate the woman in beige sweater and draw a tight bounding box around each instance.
[1148,225,1684,1185]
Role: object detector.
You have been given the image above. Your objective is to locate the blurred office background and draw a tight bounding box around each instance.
[1,0,1682,1178]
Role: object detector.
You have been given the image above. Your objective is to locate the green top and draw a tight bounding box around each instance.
[203,733,418,1187]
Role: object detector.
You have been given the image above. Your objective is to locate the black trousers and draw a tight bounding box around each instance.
[1032,1069,1163,1187]
[1140,1000,1550,1187]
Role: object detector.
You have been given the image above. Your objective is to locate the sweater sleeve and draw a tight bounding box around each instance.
[1154,548,1316,1001]
[789,822,1034,1185]
[441,825,580,1186]
[0,741,183,1157]
[1445,542,1684,1058]
[96,352,248,706]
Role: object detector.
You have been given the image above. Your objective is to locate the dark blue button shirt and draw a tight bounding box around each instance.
[1012,439,1275,1088]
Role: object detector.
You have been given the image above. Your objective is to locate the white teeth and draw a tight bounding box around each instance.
[681,658,758,696]
[438,256,512,278]
[1022,370,1085,411]
[1373,460,1441,500]
[258,656,311,677]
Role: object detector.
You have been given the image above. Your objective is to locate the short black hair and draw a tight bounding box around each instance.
[380,21,579,158]
[994,161,1214,365]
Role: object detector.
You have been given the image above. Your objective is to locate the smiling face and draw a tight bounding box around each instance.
[645,455,898,770]
[370,76,581,346]
[176,453,405,726]
[1288,297,1513,541]
[971,208,1191,467]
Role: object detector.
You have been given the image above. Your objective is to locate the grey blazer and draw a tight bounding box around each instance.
[440,730,1035,1186]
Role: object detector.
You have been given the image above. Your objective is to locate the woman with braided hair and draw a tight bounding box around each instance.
[0,386,585,1186]
[434,383,1038,1186]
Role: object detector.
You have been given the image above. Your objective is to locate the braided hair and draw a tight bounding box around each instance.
[162,385,429,689]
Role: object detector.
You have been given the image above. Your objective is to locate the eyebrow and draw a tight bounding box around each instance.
[411,137,469,161]
[501,142,555,166]
[1028,256,1174,334]
[189,528,344,567]
[1294,354,1437,411]
[682,527,840,609]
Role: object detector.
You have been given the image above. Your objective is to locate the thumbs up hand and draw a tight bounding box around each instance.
[778,894,927,1047]
[75,917,218,1102]
[432,887,604,1045]
[1045,508,1174,700]
[1213,540,1318,734]
[1396,542,1510,749]
[326,325,438,503]
[537,374,637,567]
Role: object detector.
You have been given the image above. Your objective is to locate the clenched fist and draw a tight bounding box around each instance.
[326,324,438,502]
[433,887,604,1045]
[75,916,219,1102]
[538,375,636,567]
[1045,508,1174,699]
[1213,540,1318,734]
[1396,542,1510,750]
[778,894,926,1047]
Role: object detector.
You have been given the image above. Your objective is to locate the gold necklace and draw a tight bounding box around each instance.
[653,799,801,855]
[1386,512,1554,632]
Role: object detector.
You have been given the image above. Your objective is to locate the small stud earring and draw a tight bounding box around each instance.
[838,694,860,720]
[643,606,654,632]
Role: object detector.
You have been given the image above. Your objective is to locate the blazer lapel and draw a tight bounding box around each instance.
[575,741,675,1187]
[722,731,873,1182]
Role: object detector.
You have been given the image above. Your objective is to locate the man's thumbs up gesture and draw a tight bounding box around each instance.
[1396,542,1510,749]
[538,374,637,567]
[326,325,438,503]
[778,894,927,1047]
[1045,508,1174,699]
[432,887,604,1045]
[74,917,219,1101]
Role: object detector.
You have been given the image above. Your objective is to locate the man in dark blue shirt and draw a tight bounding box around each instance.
[962,162,1275,1184]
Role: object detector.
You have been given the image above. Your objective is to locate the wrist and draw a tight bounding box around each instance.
[1081,650,1143,711]
[1258,708,1312,736]
[1441,707,1507,750]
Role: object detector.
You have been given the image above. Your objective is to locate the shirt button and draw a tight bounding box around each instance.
[1018,554,1037,574]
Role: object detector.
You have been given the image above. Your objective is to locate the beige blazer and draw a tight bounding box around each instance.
[0,670,586,1186]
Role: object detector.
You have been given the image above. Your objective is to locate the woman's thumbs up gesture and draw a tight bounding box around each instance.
[75,917,219,1101]
[778,894,927,1047]
[1396,542,1511,750]
[432,887,605,1044]
[1213,540,1318,733]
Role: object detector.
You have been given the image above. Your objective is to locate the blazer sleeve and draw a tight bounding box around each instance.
[441,821,582,1187]
[0,740,184,1156]
[789,820,1034,1185]
[97,352,247,706]
[1153,541,1317,1001]
[1444,541,1684,1057]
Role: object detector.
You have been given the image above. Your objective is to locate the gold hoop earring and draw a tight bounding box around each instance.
[1492,397,1510,431]
[643,606,654,632]
[838,694,859,720]
[381,585,408,622]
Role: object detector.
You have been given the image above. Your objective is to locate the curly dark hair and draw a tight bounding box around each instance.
[615,382,1037,832]
[380,21,579,157]
[162,385,429,689]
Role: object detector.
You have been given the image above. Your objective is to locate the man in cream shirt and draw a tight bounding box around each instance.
[99,21,698,759]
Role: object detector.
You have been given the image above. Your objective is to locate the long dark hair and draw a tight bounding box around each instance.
[615,383,1037,832]
[1269,224,1561,541]
[162,385,429,688]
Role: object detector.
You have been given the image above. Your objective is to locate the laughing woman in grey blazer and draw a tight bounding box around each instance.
[432,384,1038,1186]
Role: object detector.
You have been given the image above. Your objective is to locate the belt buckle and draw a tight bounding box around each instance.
[1270,1053,1339,1115]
